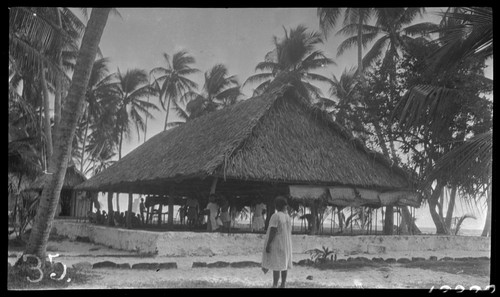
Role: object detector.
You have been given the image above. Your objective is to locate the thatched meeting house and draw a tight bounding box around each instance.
[75,77,420,233]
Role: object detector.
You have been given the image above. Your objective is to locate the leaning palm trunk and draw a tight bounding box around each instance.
[481,185,491,237]
[54,7,63,131]
[80,109,90,173]
[41,68,53,160]
[21,8,110,263]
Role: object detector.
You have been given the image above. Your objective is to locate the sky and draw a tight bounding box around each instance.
[87,8,490,231]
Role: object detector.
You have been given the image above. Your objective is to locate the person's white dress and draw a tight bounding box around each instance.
[261,211,293,271]
[252,203,266,231]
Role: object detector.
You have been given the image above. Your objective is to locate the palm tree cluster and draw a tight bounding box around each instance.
[151,52,243,129]
[315,7,492,235]
[9,7,492,246]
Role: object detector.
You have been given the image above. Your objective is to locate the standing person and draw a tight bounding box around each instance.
[205,194,219,232]
[261,196,293,288]
[252,199,267,232]
[186,197,199,227]
[139,198,146,224]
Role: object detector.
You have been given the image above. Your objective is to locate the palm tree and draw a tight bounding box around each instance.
[393,8,493,235]
[318,67,368,138]
[183,64,241,119]
[9,7,86,170]
[113,68,159,159]
[337,8,438,76]
[318,8,374,76]
[76,57,117,174]
[243,25,334,100]
[22,8,111,264]
[150,50,199,130]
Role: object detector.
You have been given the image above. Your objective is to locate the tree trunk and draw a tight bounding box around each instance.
[118,126,124,160]
[401,206,421,235]
[163,95,172,131]
[438,187,444,219]
[80,109,90,174]
[41,68,53,160]
[444,186,457,231]
[54,7,63,133]
[372,120,390,158]
[337,208,344,232]
[383,206,394,235]
[144,93,150,143]
[428,180,449,234]
[481,185,491,237]
[21,8,110,264]
[357,8,363,77]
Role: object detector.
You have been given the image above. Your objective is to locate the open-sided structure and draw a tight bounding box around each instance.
[76,77,419,232]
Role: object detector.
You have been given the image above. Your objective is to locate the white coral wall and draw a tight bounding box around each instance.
[51,221,491,257]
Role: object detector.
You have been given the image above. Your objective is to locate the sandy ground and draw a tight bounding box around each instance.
[8,238,491,289]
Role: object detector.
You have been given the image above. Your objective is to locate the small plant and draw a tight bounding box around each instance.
[306,246,337,263]
[451,214,476,235]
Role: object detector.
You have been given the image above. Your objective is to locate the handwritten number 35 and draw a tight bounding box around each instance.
[22,254,70,283]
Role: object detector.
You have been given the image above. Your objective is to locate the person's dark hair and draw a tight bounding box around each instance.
[274,196,288,211]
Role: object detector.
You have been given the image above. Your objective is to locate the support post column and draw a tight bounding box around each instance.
[310,200,318,235]
[158,197,163,226]
[107,191,114,226]
[168,186,175,228]
[127,192,133,229]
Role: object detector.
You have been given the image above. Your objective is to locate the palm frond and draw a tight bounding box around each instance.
[424,131,492,188]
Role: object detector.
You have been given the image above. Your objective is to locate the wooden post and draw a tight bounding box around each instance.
[158,198,163,226]
[107,191,114,226]
[384,206,394,235]
[127,192,133,229]
[116,193,120,213]
[310,200,318,235]
[210,177,218,194]
[168,187,175,228]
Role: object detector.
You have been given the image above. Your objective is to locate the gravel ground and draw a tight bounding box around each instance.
[8,238,491,289]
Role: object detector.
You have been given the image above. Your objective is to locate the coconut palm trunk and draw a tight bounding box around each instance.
[163,95,171,131]
[481,185,491,237]
[80,109,90,173]
[118,125,124,160]
[21,8,110,263]
[357,8,363,77]
[41,68,53,159]
[54,7,63,132]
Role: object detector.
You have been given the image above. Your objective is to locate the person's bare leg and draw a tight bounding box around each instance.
[272,270,280,288]
[280,270,287,288]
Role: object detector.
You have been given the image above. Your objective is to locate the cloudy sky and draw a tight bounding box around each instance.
[91,8,489,230]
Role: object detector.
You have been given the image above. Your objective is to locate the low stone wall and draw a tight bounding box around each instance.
[51,221,491,257]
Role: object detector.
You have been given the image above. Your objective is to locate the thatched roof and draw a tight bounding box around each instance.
[27,165,87,191]
[76,76,412,194]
